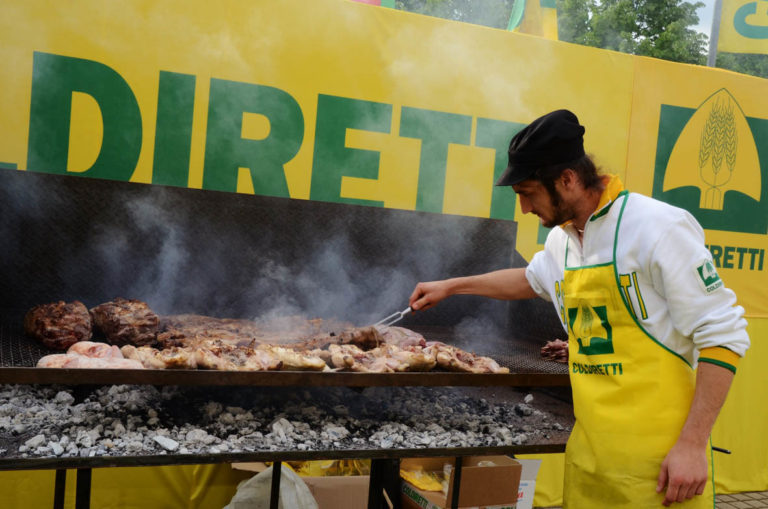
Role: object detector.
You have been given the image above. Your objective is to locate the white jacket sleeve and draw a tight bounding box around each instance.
[649,212,749,357]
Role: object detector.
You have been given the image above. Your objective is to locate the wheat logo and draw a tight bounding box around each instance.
[699,98,739,209]
[654,88,766,234]
[568,304,613,355]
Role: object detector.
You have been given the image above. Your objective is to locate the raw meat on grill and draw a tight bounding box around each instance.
[540,339,569,364]
[156,314,363,350]
[90,298,159,346]
[424,341,510,374]
[37,340,145,369]
[376,326,426,348]
[157,314,264,348]
[289,325,383,351]
[68,341,123,359]
[23,300,92,350]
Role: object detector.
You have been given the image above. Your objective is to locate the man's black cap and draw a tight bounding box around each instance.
[495,109,586,186]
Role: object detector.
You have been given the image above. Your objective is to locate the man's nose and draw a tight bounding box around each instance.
[518,195,532,214]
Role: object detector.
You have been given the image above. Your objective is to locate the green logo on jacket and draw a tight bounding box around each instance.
[696,260,724,293]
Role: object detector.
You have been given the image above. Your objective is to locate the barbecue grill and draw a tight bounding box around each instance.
[0,168,572,508]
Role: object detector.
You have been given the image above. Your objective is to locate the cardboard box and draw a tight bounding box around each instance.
[231,462,369,509]
[514,459,542,509]
[400,456,521,509]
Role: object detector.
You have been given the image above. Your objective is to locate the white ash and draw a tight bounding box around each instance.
[0,385,570,459]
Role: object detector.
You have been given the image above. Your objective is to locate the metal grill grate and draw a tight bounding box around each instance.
[0,322,51,367]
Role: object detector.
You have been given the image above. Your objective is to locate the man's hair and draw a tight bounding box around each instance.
[531,154,602,206]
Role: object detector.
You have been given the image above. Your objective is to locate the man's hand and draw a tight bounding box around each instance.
[409,280,452,311]
[655,362,735,506]
[656,440,708,506]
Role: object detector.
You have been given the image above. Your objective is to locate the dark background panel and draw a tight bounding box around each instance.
[0,169,565,359]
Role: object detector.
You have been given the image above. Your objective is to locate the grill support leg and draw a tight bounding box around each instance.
[269,461,282,509]
[450,456,463,509]
[75,468,91,509]
[367,458,400,509]
[53,469,66,509]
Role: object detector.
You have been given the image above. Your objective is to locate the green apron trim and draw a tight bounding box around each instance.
[698,358,737,373]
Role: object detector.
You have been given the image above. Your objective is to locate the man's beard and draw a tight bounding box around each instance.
[541,188,577,228]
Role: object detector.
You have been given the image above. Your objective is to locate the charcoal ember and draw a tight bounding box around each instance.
[24,301,93,350]
[90,298,159,346]
[540,338,569,364]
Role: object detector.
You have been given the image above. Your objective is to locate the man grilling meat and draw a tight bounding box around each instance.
[408,110,750,508]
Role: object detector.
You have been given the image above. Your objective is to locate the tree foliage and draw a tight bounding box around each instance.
[557,0,708,64]
[716,52,768,79]
[395,0,516,30]
[396,0,768,79]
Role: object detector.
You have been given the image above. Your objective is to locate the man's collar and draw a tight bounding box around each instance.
[559,174,625,228]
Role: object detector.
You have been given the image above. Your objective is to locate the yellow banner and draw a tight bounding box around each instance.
[718,0,768,54]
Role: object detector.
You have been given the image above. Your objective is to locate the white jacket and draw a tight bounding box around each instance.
[525,176,749,370]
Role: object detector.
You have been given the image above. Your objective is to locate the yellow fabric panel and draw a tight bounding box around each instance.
[711,318,768,493]
[515,452,565,507]
[0,465,252,509]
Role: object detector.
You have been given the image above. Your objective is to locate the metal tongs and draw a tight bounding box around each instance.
[374,306,412,327]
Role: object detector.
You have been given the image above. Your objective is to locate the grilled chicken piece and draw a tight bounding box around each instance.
[329,344,396,372]
[120,345,197,369]
[256,345,328,371]
[193,341,282,371]
[376,326,426,348]
[90,298,159,346]
[377,344,436,371]
[24,301,93,350]
[424,341,509,374]
[328,343,436,372]
[37,352,144,369]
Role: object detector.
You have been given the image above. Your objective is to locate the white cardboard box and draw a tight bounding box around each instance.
[515,459,542,509]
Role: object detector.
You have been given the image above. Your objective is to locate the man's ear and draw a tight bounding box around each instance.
[559,168,577,189]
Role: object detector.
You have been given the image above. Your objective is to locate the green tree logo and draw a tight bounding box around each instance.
[652,89,768,233]
[568,304,614,356]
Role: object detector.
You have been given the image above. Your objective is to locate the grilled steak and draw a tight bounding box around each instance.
[90,298,159,346]
[24,300,92,350]
[540,338,569,363]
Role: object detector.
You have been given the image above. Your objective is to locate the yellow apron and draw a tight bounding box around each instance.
[562,198,713,508]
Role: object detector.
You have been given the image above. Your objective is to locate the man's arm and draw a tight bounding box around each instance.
[657,362,735,506]
[409,267,538,311]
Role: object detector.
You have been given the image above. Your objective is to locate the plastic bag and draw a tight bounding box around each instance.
[223,465,319,509]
